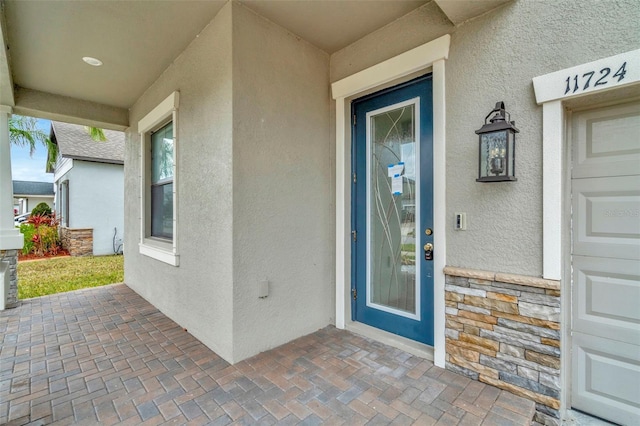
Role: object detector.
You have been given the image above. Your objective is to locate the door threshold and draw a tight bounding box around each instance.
[345,321,434,361]
[563,409,620,426]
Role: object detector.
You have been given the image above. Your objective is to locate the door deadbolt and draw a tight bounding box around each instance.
[424,243,433,261]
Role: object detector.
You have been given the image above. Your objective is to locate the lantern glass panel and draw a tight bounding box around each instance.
[479,130,508,179]
[507,131,515,177]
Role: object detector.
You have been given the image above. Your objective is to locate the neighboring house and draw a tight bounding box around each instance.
[1,2,639,425]
[11,180,53,215]
[48,121,124,256]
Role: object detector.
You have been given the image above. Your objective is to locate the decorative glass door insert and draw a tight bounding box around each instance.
[366,98,420,319]
[352,74,433,345]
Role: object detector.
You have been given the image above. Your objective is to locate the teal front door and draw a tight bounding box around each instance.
[351,75,434,345]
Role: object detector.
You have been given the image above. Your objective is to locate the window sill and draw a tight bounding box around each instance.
[139,239,179,266]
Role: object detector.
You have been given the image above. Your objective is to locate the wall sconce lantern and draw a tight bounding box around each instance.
[476,101,519,182]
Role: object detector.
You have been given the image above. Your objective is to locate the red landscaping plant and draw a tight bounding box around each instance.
[25,213,61,257]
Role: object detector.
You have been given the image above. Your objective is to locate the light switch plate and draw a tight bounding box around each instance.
[455,212,467,230]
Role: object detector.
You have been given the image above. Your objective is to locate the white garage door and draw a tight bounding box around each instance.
[571,100,640,425]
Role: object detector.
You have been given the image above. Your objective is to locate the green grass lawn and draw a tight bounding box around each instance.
[18,255,124,299]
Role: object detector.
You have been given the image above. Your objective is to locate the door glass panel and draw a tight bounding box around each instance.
[368,102,417,315]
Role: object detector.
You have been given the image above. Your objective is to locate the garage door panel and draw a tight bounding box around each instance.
[572,101,640,179]
[572,100,640,424]
[572,176,640,260]
[572,332,640,425]
[573,256,640,345]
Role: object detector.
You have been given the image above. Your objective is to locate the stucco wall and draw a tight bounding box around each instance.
[125,3,235,361]
[330,1,453,83]
[330,0,640,277]
[64,161,123,256]
[230,3,333,362]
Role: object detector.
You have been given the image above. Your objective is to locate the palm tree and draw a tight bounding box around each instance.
[9,115,107,169]
[84,126,107,142]
[9,115,58,169]
[8,115,51,155]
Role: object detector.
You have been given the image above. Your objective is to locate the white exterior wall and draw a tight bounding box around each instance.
[53,156,73,182]
[125,3,235,361]
[14,196,54,215]
[28,196,53,213]
[330,0,640,277]
[58,161,124,255]
[231,3,333,361]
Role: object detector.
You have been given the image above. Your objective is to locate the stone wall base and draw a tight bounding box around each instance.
[1,249,19,308]
[444,266,561,426]
[60,227,93,256]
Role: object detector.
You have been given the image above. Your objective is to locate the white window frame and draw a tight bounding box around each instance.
[138,91,180,266]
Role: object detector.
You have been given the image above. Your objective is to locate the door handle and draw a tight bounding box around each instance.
[424,243,433,261]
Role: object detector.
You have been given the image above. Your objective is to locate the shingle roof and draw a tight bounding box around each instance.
[13,180,54,196]
[51,121,124,164]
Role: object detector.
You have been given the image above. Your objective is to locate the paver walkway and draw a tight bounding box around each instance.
[1,284,536,425]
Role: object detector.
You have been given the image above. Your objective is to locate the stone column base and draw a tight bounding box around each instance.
[443,266,561,426]
[1,249,19,309]
[60,227,94,256]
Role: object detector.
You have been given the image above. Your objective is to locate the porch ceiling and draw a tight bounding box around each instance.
[0,0,507,128]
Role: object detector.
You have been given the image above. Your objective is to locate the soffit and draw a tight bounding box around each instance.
[239,0,429,54]
[3,0,508,117]
[434,0,511,25]
[4,0,227,109]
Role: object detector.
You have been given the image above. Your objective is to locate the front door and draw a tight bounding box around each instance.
[570,100,640,425]
[351,75,433,345]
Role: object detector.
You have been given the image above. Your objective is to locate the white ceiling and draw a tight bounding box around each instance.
[1,0,508,124]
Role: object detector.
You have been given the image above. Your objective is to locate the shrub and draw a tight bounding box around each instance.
[19,223,36,255]
[31,202,52,217]
[23,213,61,257]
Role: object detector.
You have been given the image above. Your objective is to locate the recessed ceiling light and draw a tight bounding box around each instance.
[82,56,103,67]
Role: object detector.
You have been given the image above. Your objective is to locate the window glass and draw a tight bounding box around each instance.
[150,121,174,239]
[151,122,174,183]
[151,182,173,239]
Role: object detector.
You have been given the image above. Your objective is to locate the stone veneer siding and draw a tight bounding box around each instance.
[60,227,93,257]
[1,249,19,308]
[443,266,561,426]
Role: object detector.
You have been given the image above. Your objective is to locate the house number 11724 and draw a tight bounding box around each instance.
[564,62,627,95]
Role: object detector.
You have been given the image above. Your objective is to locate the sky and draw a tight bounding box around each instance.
[10,117,53,183]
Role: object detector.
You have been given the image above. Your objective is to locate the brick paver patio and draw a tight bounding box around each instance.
[0,284,536,425]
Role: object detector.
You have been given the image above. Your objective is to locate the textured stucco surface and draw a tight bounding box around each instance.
[330,1,453,83]
[330,0,640,277]
[124,3,235,361]
[122,0,640,364]
[60,161,123,256]
[444,0,639,276]
[124,1,334,364]
[231,3,333,362]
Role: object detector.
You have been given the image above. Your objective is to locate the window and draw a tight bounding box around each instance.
[150,122,174,239]
[138,91,179,266]
[60,181,69,227]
